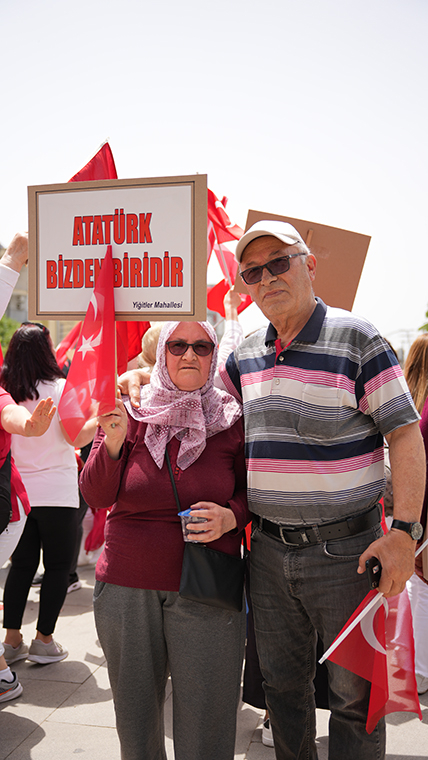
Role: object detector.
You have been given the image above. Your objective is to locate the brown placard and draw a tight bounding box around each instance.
[28,174,207,321]
[235,210,370,311]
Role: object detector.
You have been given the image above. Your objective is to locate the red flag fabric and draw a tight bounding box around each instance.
[115,322,129,377]
[207,219,238,274]
[114,321,150,375]
[207,195,252,311]
[69,142,118,182]
[207,279,252,318]
[58,246,116,441]
[215,241,239,283]
[326,589,422,733]
[125,321,151,366]
[85,509,108,552]
[56,319,150,374]
[207,189,243,244]
[207,221,217,263]
[56,322,82,369]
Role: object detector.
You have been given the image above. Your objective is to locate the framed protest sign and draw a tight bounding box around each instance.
[28,174,207,321]
[235,210,371,312]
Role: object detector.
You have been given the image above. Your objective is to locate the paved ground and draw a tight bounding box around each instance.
[1,561,427,759]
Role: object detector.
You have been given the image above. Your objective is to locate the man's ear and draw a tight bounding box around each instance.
[307,254,317,282]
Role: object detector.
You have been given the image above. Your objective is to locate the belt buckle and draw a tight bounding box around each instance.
[279,527,310,545]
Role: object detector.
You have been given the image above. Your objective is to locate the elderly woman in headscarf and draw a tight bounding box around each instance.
[80,320,248,760]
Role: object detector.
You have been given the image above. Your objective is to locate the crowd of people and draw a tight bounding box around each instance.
[0,222,427,760]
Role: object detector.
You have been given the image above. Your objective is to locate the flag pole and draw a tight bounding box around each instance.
[319,592,384,664]
[319,537,428,665]
[415,537,428,558]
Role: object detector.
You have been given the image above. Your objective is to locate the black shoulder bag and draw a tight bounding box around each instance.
[165,450,247,612]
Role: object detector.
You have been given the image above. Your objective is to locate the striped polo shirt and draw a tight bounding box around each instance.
[219,299,419,525]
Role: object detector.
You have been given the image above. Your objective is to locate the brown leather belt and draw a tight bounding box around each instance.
[255,504,381,546]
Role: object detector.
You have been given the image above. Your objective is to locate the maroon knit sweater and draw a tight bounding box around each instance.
[80,416,249,591]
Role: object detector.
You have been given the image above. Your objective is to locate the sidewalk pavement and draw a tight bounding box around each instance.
[1,561,427,760]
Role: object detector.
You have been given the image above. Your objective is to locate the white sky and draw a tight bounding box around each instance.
[1,0,427,352]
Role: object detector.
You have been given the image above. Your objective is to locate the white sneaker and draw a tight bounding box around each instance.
[67,580,82,593]
[262,719,274,747]
[3,640,29,665]
[0,672,23,702]
[27,638,68,664]
[416,673,428,695]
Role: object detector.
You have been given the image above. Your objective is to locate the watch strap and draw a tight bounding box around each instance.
[391,519,423,540]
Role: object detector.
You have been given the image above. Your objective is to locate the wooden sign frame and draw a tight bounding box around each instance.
[28,174,207,321]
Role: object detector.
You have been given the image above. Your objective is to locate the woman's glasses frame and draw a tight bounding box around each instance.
[166,340,215,357]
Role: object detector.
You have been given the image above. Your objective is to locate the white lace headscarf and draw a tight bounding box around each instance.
[124,321,242,470]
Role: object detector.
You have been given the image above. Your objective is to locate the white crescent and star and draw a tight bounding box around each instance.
[360,596,388,655]
[77,293,103,360]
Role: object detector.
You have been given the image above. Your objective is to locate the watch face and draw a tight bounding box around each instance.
[411,522,424,541]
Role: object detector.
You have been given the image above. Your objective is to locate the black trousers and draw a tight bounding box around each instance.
[3,506,78,636]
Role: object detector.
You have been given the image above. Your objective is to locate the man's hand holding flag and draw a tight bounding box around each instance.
[320,539,428,733]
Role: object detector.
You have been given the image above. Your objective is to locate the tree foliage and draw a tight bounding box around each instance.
[0,315,20,352]
[420,309,428,332]
[419,306,428,332]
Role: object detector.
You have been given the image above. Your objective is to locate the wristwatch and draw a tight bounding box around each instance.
[390,519,423,541]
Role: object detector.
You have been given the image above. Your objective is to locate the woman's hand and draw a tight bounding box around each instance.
[2,232,29,273]
[97,396,128,460]
[23,397,56,437]
[187,501,237,542]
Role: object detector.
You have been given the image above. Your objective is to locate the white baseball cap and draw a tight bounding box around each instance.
[235,220,305,263]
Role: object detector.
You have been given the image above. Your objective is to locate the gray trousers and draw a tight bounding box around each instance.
[94,581,246,760]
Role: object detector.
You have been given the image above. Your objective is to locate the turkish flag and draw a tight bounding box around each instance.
[207,197,252,312]
[63,142,149,375]
[58,246,116,441]
[207,189,243,244]
[56,320,150,374]
[207,221,217,263]
[69,142,117,182]
[115,320,150,374]
[56,322,82,369]
[207,279,252,317]
[85,509,107,552]
[325,589,421,733]
[207,220,238,278]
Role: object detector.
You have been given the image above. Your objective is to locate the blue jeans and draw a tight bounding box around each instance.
[250,522,386,760]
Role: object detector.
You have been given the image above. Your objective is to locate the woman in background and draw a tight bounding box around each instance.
[404,334,428,695]
[1,323,95,667]
[0,385,55,702]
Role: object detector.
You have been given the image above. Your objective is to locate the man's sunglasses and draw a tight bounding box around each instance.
[240,253,306,285]
[166,340,215,357]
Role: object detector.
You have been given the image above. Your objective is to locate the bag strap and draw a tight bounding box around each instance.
[165,448,248,556]
[165,449,181,513]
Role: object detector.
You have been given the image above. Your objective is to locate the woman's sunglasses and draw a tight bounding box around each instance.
[240,253,306,285]
[166,340,215,357]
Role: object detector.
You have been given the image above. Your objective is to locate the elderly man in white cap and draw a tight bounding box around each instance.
[217,220,425,760]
